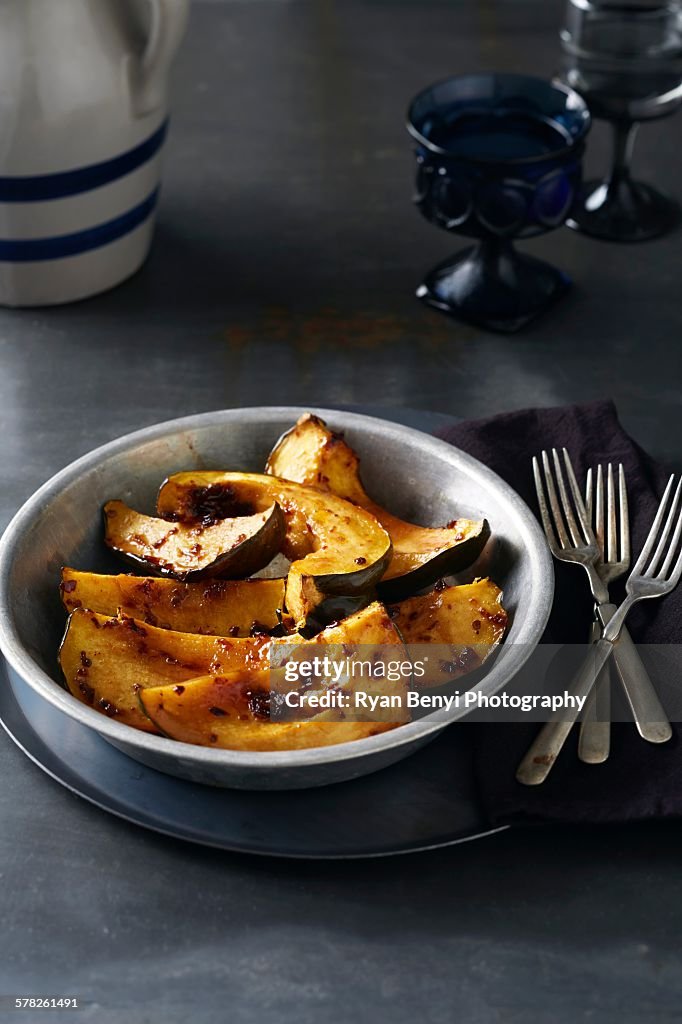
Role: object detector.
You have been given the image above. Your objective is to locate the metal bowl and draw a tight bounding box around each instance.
[0,407,553,790]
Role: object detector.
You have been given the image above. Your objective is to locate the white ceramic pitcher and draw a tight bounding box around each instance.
[0,0,189,306]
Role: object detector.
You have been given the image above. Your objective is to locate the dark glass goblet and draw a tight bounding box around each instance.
[407,73,591,333]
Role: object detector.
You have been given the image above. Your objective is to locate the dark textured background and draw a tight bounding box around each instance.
[1,1,681,1021]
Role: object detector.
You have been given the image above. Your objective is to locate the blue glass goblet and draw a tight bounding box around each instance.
[407,73,592,332]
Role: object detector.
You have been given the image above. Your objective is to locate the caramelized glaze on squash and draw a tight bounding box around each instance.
[59,601,403,734]
[139,668,406,750]
[60,569,286,636]
[103,499,285,581]
[156,471,392,625]
[266,414,490,599]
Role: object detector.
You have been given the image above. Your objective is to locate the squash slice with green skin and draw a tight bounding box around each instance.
[103,499,286,582]
[139,669,402,750]
[265,413,490,600]
[391,578,507,686]
[60,568,286,636]
[59,601,402,734]
[155,471,392,626]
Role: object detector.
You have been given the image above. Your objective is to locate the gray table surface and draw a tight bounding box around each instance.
[2,1,682,1021]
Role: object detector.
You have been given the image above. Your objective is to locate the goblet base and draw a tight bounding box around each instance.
[416,240,570,333]
[567,178,680,242]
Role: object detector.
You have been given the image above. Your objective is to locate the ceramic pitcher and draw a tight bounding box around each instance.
[0,0,189,306]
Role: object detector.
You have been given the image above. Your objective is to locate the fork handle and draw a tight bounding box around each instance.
[597,603,673,744]
[578,618,611,764]
[517,639,614,786]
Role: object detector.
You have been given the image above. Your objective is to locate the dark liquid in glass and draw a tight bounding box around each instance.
[424,111,570,160]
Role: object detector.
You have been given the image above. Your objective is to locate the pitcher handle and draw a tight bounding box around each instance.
[133,0,190,117]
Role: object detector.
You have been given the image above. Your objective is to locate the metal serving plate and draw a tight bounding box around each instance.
[0,407,553,790]
[0,659,506,858]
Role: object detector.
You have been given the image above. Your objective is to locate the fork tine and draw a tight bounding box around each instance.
[667,522,682,588]
[585,467,593,520]
[656,485,682,580]
[646,477,682,577]
[619,464,630,566]
[551,449,580,546]
[563,449,590,526]
[541,451,570,549]
[606,463,617,564]
[595,464,605,555]
[559,448,592,544]
[631,474,676,575]
[533,456,560,555]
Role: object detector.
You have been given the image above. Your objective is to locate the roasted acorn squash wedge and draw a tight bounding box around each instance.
[155,472,392,626]
[59,601,401,733]
[58,608,265,732]
[60,568,286,636]
[139,670,401,751]
[265,413,490,600]
[103,499,285,582]
[391,578,507,686]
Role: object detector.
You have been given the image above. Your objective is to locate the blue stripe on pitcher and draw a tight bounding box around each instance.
[0,121,168,202]
[0,188,159,262]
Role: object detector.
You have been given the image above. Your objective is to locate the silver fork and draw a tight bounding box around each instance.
[533,450,671,748]
[578,465,628,764]
[516,459,681,786]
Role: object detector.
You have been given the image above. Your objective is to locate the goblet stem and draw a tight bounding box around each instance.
[609,120,638,187]
[568,118,680,241]
[416,236,570,333]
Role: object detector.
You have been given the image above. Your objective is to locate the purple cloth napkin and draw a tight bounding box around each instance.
[437,400,682,825]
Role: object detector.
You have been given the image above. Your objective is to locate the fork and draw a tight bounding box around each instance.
[577,464,625,764]
[516,459,682,786]
[533,450,671,748]
[576,463,671,760]
[576,463,669,762]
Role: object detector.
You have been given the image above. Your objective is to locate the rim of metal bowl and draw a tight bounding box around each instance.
[0,406,554,772]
